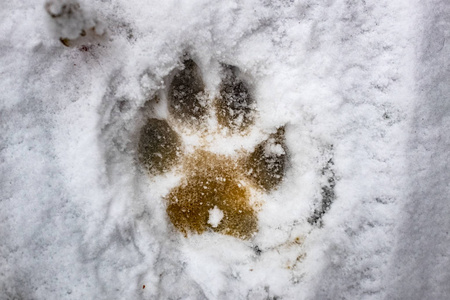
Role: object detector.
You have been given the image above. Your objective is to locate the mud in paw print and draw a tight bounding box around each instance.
[138,58,288,240]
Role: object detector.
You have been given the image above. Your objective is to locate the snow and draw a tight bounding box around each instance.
[208,206,224,228]
[264,139,285,156]
[1,0,449,299]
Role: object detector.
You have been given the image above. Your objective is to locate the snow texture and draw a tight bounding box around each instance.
[0,0,449,299]
[208,206,224,228]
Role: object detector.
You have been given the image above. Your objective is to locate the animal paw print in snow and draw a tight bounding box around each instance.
[138,58,288,240]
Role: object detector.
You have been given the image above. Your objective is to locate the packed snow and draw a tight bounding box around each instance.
[208,206,224,228]
[1,0,449,299]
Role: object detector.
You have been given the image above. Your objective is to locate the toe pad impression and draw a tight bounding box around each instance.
[245,127,287,191]
[216,65,255,131]
[169,59,207,125]
[138,118,182,175]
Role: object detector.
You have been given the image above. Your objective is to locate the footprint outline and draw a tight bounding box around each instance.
[138,57,288,240]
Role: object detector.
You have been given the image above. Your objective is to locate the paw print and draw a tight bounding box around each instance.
[138,58,288,240]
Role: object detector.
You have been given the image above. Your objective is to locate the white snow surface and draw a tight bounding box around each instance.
[1,0,449,299]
